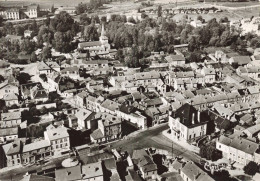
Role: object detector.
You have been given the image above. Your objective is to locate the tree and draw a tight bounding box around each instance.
[16,72,31,84]
[244,161,259,176]
[30,52,38,62]
[83,24,99,41]
[0,75,4,83]
[20,39,36,54]
[50,11,75,33]
[0,15,3,26]
[41,46,52,61]
[128,17,136,24]
[15,25,24,36]
[199,144,222,161]
[157,5,162,17]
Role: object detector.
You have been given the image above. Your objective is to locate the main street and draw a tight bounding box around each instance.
[109,123,201,163]
[0,123,201,180]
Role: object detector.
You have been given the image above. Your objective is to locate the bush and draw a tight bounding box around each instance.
[243,161,259,176]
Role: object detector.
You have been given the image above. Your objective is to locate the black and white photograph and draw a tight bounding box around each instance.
[0,0,260,180]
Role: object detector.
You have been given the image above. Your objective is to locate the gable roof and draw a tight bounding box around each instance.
[173,103,208,128]
[45,126,69,141]
[82,161,103,179]
[55,165,82,181]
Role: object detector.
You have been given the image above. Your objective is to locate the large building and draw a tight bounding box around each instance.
[44,126,70,155]
[216,135,260,165]
[168,103,209,142]
[78,24,111,55]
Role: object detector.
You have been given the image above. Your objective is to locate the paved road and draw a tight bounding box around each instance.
[109,123,201,163]
[0,154,68,180]
[0,123,201,180]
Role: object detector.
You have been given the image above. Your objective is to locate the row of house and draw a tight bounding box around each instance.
[3,125,70,167]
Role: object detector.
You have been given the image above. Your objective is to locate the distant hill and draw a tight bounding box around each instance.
[0,0,91,7]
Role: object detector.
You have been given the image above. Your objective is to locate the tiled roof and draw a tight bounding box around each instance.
[55,165,82,181]
[90,129,104,140]
[0,127,18,137]
[23,140,50,153]
[45,126,69,141]
[1,111,21,121]
[82,161,103,179]
[78,41,102,48]
[173,103,208,128]
[181,162,214,181]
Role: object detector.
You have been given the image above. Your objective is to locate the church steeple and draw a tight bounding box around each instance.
[101,23,106,37]
[100,23,108,44]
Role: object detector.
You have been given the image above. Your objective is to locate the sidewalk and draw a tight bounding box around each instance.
[162,130,200,154]
[0,164,22,174]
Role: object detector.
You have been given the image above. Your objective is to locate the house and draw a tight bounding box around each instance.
[83,60,109,70]
[216,135,260,165]
[0,111,22,128]
[180,161,214,181]
[24,4,40,18]
[44,126,70,155]
[55,165,82,181]
[164,55,185,67]
[125,168,142,181]
[236,66,260,81]
[201,68,216,84]
[168,103,209,142]
[82,161,104,181]
[75,91,88,108]
[37,61,52,75]
[60,66,80,80]
[46,61,61,72]
[243,124,260,138]
[55,6,76,15]
[90,112,123,143]
[0,127,18,143]
[100,99,121,115]
[116,103,147,129]
[5,8,21,20]
[75,108,94,129]
[2,140,23,167]
[0,82,19,99]
[19,174,55,181]
[22,140,52,165]
[131,149,157,180]
[229,56,251,66]
[24,30,33,38]
[86,95,104,112]
[49,75,75,93]
[145,107,168,126]
[3,93,19,106]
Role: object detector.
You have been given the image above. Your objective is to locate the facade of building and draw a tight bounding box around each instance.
[44,126,70,155]
[168,104,208,142]
[216,135,260,165]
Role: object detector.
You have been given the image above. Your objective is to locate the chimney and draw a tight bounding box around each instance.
[197,110,201,122]
[192,113,195,124]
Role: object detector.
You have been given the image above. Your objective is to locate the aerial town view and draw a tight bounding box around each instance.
[0,0,260,180]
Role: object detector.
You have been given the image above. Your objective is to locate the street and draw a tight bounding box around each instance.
[109,123,201,163]
[0,154,68,180]
[0,123,201,180]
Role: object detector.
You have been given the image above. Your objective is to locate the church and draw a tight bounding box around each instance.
[78,24,112,56]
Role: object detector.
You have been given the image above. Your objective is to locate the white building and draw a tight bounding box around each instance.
[168,103,208,142]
